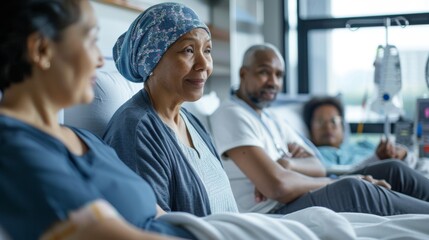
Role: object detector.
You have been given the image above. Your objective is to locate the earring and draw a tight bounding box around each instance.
[146,72,153,82]
[42,61,51,70]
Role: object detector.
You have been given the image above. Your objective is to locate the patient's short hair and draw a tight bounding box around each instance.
[303,96,345,132]
[242,43,284,67]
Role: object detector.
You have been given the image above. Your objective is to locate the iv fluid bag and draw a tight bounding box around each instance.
[370,45,403,116]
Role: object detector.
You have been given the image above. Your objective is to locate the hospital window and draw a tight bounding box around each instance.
[290,0,429,131]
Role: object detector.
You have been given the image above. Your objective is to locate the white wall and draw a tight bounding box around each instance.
[90,0,284,99]
[91,2,139,60]
[91,0,210,60]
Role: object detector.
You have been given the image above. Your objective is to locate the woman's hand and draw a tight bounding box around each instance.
[376,138,407,160]
[393,144,408,160]
[41,200,174,240]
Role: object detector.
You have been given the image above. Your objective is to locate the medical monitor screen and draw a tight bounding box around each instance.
[417,98,429,123]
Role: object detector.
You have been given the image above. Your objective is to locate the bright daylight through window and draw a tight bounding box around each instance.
[298,0,429,124]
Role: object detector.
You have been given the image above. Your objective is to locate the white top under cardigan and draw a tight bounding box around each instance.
[176,111,238,214]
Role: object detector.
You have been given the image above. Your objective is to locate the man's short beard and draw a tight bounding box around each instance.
[248,95,274,110]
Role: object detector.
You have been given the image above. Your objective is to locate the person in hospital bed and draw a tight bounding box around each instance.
[0,1,189,239]
[0,1,307,240]
[303,96,414,170]
[103,2,238,216]
[209,43,429,215]
[2,1,429,240]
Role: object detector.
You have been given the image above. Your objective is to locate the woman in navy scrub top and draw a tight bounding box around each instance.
[0,1,193,239]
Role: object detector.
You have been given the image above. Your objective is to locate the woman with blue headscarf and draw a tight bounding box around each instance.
[4,2,429,240]
[103,2,238,216]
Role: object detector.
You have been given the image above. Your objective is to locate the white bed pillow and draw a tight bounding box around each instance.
[64,70,142,137]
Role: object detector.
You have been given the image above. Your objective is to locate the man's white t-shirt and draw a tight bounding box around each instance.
[210,97,313,213]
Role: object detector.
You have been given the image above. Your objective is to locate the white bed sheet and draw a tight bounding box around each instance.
[160,206,429,240]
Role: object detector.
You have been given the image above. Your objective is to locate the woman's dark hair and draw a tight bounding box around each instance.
[0,0,81,91]
[302,96,345,132]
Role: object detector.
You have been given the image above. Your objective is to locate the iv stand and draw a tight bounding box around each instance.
[345,17,408,139]
[384,18,391,139]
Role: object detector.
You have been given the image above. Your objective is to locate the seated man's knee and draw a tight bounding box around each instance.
[377,160,406,169]
[334,177,366,189]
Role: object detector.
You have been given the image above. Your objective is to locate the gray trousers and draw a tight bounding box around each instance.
[274,160,429,215]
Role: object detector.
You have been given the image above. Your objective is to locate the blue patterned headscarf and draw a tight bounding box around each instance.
[113,2,210,83]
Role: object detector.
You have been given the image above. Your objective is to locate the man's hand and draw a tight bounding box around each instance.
[287,143,313,158]
[361,175,391,189]
[277,157,291,170]
[376,138,407,160]
[254,188,267,203]
[277,143,312,170]
[277,142,326,177]
[340,174,391,189]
